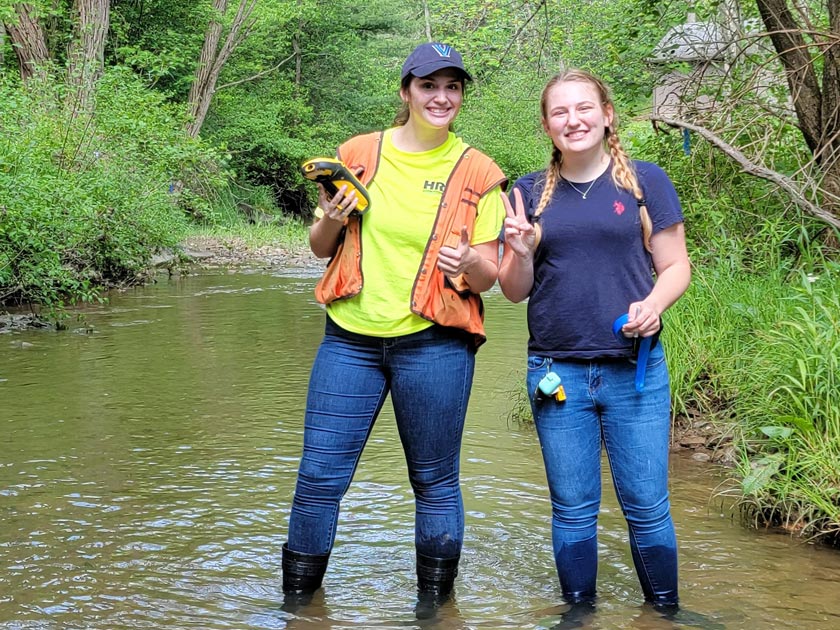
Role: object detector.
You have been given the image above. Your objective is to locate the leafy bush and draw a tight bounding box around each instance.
[459,72,548,182]
[0,68,224,313]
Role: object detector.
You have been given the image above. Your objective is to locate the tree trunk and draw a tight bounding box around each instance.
[293,0,302,87]
[820,1,840,208]
[756,0,840,217]
[186,0,257,138]
[292,31,301,87]
[67,0,111,111]
[3,4,50,81]
[188,0,228,125]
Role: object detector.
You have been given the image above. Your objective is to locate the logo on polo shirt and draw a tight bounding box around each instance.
[424,180,446,193]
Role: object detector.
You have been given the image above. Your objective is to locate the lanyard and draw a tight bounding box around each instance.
[611,314,652,393]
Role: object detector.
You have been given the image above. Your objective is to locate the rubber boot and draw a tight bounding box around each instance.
[551,600,596,630]
[415,552,459,620]
[417,551,459,595]
[281,543,330,610]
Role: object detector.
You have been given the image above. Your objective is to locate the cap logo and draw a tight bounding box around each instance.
[431,44,452,58]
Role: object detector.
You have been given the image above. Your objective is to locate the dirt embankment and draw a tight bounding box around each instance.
[671,411,735,466]
[178,235,321,271]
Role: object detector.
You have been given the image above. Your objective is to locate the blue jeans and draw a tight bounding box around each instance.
[287,317,475,560]
[527,344,678,606]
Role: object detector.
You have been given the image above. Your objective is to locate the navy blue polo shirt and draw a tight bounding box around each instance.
[511,161,684,360]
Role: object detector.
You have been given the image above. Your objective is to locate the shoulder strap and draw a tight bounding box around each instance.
[336,132,382,186]
[460,148,508,199]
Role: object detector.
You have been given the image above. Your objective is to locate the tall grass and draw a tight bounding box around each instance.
[722,266,840,539]
[664,267,791,420]
[656,263,840,541]
[188,182,310,251]
[186,218,309,252]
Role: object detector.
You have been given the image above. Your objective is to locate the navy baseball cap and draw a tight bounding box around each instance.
[401,42,472,81]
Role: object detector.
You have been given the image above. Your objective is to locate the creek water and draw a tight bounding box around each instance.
[2,268,839,630]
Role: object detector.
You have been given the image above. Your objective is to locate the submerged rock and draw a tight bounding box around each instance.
[0,313,53,332]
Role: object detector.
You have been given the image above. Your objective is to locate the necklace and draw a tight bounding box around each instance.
[566,178,597,199]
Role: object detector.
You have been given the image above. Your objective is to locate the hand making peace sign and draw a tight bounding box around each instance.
[501,187,538,259]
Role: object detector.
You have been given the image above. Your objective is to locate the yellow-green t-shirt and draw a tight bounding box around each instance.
[327,128,505,337]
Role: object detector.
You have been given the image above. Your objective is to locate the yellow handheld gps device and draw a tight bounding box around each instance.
[300,157,370,215]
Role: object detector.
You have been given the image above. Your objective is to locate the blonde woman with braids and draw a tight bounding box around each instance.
[498,70,691,614]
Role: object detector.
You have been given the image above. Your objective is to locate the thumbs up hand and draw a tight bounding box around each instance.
[437,225,476,279]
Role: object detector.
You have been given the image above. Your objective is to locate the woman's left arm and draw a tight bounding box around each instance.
[623,222,691,337]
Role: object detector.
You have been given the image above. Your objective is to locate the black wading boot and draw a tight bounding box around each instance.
[281,543,330,611]
[550,600,596,630]
[651,601,727,629]
[415,552,459,620]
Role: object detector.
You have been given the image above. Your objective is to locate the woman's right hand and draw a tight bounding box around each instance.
[501,188,537,259]
[318,183,358,222]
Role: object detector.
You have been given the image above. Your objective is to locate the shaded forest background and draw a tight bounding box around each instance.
[1,0,838,299]
[1,0,839,543]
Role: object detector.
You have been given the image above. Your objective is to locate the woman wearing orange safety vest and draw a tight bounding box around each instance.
[282,42,506,613]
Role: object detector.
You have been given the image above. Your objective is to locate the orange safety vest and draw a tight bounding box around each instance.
[314,131,507,348]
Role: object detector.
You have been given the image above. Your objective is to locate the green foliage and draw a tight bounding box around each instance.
[0,68,223,312]
[553,0,684,111]
[663,255,840,542]
[663,265,789,423]
[204,77,319,216]
[187,214,309,252]
[458,70,547,181]
[0,1,16,22]
[425,0,684,113]
[198,0,409,216]
[724,266,840,539]
[108,0,209,96]
[195,179,291,229]
[503,369,533,426]
[293,0,408,132]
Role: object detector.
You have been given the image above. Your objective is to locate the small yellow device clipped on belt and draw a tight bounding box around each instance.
[536,372,567,402]
[301,158,370,216]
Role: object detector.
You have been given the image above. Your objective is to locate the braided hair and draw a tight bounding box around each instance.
[534,69,653,252]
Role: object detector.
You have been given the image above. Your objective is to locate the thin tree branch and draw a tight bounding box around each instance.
[483,0,546,81]
[651,115,840,229]
[216,52,295,91]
